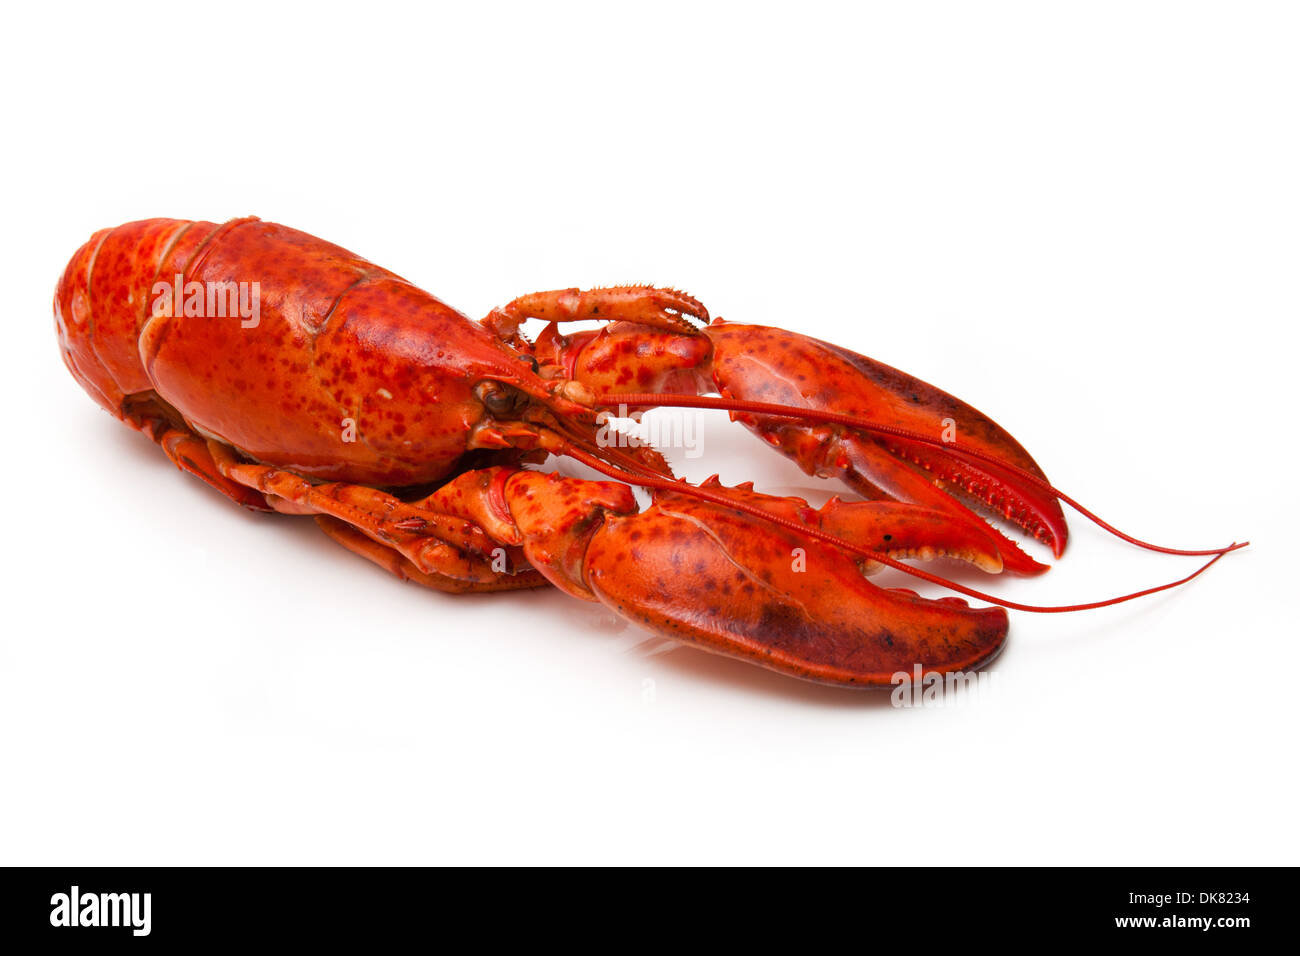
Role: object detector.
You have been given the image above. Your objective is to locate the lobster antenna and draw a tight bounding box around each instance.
[552,435,1242,614]
[594,392,1245,558]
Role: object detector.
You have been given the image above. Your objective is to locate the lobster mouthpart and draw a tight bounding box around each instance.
[701,321,1070,574]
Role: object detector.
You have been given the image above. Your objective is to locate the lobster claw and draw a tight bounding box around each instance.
[701,321,1070,575]
[497,470,1007,687]
[531,316,1069,576]
[583,487,1008,686]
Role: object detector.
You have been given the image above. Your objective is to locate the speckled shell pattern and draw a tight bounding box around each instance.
[54,218,530,486]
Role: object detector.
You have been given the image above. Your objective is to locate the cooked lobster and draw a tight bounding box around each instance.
[53,218,1241,686]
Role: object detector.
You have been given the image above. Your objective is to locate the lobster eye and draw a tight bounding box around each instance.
[475,380,529,417]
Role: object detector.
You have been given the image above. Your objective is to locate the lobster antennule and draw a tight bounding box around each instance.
[547,432,1246,615]
[592,392,1245,561]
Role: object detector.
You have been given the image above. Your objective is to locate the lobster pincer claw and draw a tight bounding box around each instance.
[582,487,1008,686]
[699,478,1007,574]
[701,321,1070,575]
[487,469,1007,685]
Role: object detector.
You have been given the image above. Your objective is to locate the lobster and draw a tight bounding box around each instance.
[53,217,1243,687]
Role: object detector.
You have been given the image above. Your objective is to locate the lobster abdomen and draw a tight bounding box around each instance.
[55,218,192,413]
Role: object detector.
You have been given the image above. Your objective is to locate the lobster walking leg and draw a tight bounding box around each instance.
[122,395,271,512]
[482,286,717,411]
[314,516,546,594]
[311,465,638,596]
[484,286,709,345]
[205,443,531,586]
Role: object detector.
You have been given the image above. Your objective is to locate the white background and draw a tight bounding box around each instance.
[2,2,1294,865]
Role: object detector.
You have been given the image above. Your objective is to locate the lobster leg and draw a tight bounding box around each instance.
[313,465,639,596]
[484,286,709,344]
[481,286,715,407]
[204,443,539,588]
[122,395,271,512]
[313,516,545,593]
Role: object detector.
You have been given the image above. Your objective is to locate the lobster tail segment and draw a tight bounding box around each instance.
[54,218,205,416]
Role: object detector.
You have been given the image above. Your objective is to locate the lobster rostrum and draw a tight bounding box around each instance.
[54,218,1243,686]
